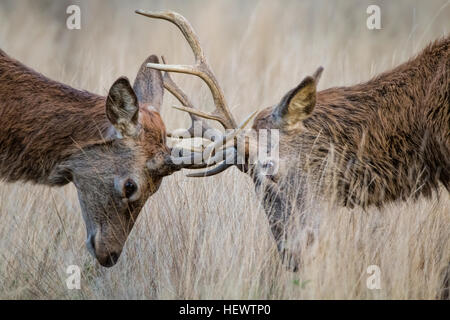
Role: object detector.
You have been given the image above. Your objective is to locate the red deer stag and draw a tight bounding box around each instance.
[0,48,197,267]
[137,11,449,271]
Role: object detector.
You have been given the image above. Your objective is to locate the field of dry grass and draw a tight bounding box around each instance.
[0,0,449,299]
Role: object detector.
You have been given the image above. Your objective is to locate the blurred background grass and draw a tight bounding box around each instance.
[0,0,449,299]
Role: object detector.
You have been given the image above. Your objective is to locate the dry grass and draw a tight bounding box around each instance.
[0,0,449,299]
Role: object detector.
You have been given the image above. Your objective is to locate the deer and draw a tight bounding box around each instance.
[0,45,211,267]
[136,11,449,273]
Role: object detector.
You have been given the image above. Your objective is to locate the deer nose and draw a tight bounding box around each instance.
[107,252,120,266]
[86,233,121,267]
[97,251,121,268]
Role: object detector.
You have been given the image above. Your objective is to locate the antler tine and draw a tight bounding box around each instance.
[135,10,237,130]
[136,11,205,63]
[160,56,215,139]
[187,162,235,177]
[187,150,237,178]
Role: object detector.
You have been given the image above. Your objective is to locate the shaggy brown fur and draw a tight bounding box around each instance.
[247,36,449,271]
[0,49,171,267]
[0,50,166,184]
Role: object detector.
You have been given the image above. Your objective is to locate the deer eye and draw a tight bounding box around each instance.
[124,179,137,199]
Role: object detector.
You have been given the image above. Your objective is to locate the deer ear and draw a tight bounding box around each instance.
[133,55,164,113]
[106,77,140,137]
[275,67,323,128]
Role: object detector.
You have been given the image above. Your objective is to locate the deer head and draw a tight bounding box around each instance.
[48,55,187,267]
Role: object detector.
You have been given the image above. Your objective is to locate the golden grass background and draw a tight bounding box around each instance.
[0,0,449,299]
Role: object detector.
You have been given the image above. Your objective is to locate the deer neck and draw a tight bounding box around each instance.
[0,49,111,185]
[295,38,449,206]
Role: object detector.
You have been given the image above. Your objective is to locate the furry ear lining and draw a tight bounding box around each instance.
[106,77,140,137]
[275,67,323,128]
[286,76,317,119]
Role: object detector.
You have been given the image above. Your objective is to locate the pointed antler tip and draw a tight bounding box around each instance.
[146,62,163,69]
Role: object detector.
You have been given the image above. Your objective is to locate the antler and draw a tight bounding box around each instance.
[135,10,237,130]
[160,56,219,141]
[136,10,255,176]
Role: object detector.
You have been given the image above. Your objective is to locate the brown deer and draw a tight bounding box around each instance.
[0,48,197,267]
[137,11,449,271]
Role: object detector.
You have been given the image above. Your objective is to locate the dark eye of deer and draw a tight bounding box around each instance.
[124,179,137,199]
